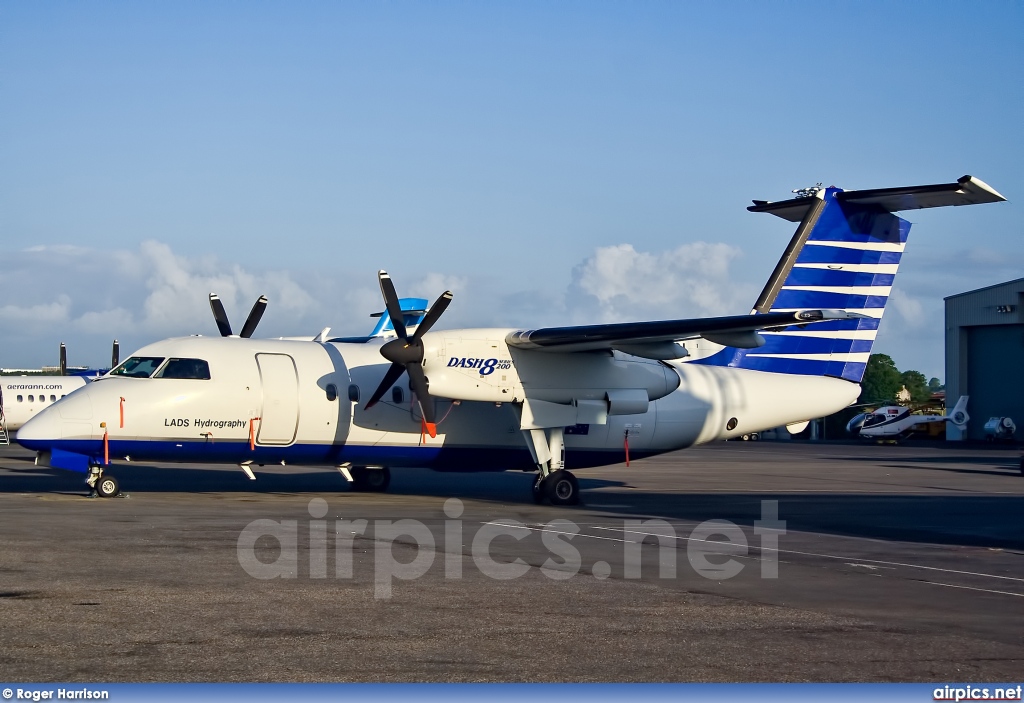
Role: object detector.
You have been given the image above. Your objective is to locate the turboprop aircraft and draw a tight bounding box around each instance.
[1,341,119,433]
[16,175,1006,503]
[847,396,969,441]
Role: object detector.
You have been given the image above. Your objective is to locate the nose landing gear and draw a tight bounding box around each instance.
[87,466,121,498]
[350,466,392,493]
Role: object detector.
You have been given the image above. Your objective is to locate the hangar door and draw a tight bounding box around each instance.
[256,353,299,445]
[966,324,1024,440]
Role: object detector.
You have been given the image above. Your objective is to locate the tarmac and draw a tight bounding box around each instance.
[1,440,1022,682]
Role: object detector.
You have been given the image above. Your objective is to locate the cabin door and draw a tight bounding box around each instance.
[255,353,299,445]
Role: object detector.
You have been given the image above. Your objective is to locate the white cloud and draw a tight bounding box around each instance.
[5,234,999,382]
[887,287,926,329]
[73,308,136,334]
[0,295,72,324]
[3,236,761,368]
[83,240,319,336]
[568,241,753,322]
[0,241,326,367]
[411,272,468,299]
[22,244,91,256]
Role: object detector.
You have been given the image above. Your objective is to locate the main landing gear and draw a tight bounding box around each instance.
[87,465,121,498]
[532,470,580,506]
[524,426,581,506]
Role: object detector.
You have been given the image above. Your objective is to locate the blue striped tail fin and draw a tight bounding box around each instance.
[695,176,1005,382]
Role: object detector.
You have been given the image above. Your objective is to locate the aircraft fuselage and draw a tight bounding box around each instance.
[17,333,859,472]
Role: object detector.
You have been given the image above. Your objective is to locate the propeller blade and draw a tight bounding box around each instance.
[208,294,232,337]
[366,271,448,440]
[59,343,67,376]
[377,270,408,339]
[407,365,437,437]
[364,362,407,409]
[413,291,453,341]
[111,340,120,368]
[239,295,268,339]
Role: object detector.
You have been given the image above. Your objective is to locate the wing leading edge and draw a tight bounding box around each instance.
[505,309,866,357]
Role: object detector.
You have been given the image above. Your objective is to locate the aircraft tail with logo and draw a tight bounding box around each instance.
[694,176,1005,383]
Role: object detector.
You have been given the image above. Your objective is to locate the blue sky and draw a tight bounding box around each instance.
[2,2,1021,380]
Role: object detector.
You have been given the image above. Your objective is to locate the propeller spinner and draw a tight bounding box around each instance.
[364,270,453,438]
[208,294,269,338]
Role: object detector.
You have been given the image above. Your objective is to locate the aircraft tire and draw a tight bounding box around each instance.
[352,466,391,493]
[543,470,580,506]
[364,467,391,492]
[96,475,120,498]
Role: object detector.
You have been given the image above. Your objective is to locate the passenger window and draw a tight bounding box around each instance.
[28,395,34,402]
[50,395,56,401]
[17,395,23,402]
[325,384,338,401]
[156,358,211,380]
[392,386,404,404]
[110,356,165,378]
[348,384,360,402]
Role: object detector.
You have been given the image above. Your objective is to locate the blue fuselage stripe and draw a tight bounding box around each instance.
[19,438,652,473]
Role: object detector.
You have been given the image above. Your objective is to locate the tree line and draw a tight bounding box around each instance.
[860,353,943,405]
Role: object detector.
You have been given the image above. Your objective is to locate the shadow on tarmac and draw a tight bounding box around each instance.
[2,455,1023,551]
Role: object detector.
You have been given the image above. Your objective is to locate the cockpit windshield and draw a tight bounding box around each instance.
[862,413,888,428]
[155,358,211,380]
[109,357,165,378]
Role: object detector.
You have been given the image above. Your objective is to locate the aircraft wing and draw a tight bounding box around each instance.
[506,309,865,357]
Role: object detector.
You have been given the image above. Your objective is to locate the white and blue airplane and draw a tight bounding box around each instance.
[16,175,1006,503]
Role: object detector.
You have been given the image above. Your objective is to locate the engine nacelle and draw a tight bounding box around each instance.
[421,329,680,406]
[422,330,520,403]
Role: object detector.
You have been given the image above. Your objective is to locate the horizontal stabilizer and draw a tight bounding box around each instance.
[750,175,1006,222]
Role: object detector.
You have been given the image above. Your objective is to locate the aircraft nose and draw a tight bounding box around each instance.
[16,387,97,450]
[15,404,64,450]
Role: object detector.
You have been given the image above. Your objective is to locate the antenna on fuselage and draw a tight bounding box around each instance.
[208,293,269,338]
